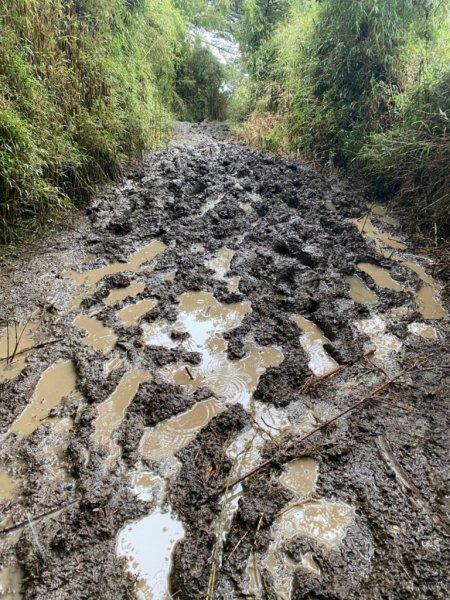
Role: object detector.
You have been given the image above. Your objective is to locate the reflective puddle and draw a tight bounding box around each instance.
[66,241,166,306]
[95,371,151,458]
[355,316,402,360]
[407,322,438,340]
[117,510,185,600]
[116,299,158,327]
[291,316,339,377]
[346,275,377,305]
[104,281,145,306]
[140,398,224,462]
[74,315,117,355]
[357,263,403,292]
[0,471,18,504]
[9,360,77,436]
[0,321,42,384]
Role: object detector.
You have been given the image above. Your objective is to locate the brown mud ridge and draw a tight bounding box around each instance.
[0,122,449,599]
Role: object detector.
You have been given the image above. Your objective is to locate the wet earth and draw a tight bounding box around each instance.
[0,122,449,599]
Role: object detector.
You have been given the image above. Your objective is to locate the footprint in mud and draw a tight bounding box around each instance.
[244,458,354,600]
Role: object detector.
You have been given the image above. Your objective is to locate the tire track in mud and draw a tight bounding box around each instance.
[0,122,449,600]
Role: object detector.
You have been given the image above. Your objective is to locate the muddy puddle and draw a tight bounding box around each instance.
[291,316,339,377]
[0,320,43,384]
[8,360,77,437]
[0,123,448,600]
[74,315,118,354]
[95,371,151,459]
[66,241,166,307]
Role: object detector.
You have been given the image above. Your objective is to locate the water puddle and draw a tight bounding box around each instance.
[207,248,235,279]
[95,371,151,458]
[400,260,433,285]
[355,316,402,360]
[140,398,224,462]
[291,316,339,377]
[0,321,42,384]
[142,322,177,349]
[161,341,283,407]
[351,217,407,251]
[368,203,399,227]
[357,263,403,292]
[9,360,77,437]
[104,281,145,306]
[131,472,165,502]
[415,286,448,320]
[66,241,166,306]
[407,322,438,340]
[346,276,377,305]
[73,315,118,355]
[279,458,318,497]
[239,202,252,212]
[0,565,23,599]
[116,299,158,327]
[0,471,18,504]
[227,276,241,293]
[117,509,185,600]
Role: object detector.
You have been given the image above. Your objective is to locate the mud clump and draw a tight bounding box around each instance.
[0,122,448,600]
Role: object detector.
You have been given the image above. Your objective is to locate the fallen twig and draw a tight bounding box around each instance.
[0,501,78,537]
[216,370,407,496]
[0,338,64,362]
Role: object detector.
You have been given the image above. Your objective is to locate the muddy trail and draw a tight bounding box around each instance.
[0,122,449,600]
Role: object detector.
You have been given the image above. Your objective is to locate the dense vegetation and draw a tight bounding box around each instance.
[232,0,450,238]
[0,0,227,246]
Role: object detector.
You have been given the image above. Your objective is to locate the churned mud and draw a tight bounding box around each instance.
[0,122,449,600]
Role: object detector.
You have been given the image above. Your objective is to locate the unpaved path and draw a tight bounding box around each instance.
[0,122,449,600]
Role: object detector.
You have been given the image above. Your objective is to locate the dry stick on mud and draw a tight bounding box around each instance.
[216,370,410,496]
[0,338,64,362]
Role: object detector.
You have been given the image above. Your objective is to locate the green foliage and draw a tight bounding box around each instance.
[0,0,184,246]
[175,38,229,121]
[233,0,450,236]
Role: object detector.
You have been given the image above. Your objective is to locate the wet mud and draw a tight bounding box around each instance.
[0,121,449,600]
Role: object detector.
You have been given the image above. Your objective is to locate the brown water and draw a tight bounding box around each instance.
[139,398,224,462]
[368,203,399,227]
[0,566,23,599]
[95,371,151,458]
[103,281,145,306]
[66,241,166,307]
[357,263,404,292]
[0,321,41,384]
[73,315,118,355]
[279,458,319,497]
[415,286,448,320]
[8,361,77,437]
[346,275,377,305]
[291,316,339,377]
[351,217,407,251]
[0,471,18,504]
[117,509,185,600]
[116,299,158,327]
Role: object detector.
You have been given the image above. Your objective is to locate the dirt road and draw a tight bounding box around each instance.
[0,122,448,599]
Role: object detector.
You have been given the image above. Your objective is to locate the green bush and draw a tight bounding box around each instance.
[0,0,184,246]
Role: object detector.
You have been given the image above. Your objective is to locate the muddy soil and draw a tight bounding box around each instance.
[0,121,449,600]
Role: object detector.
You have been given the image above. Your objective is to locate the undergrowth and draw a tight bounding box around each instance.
[0,0,184,246]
